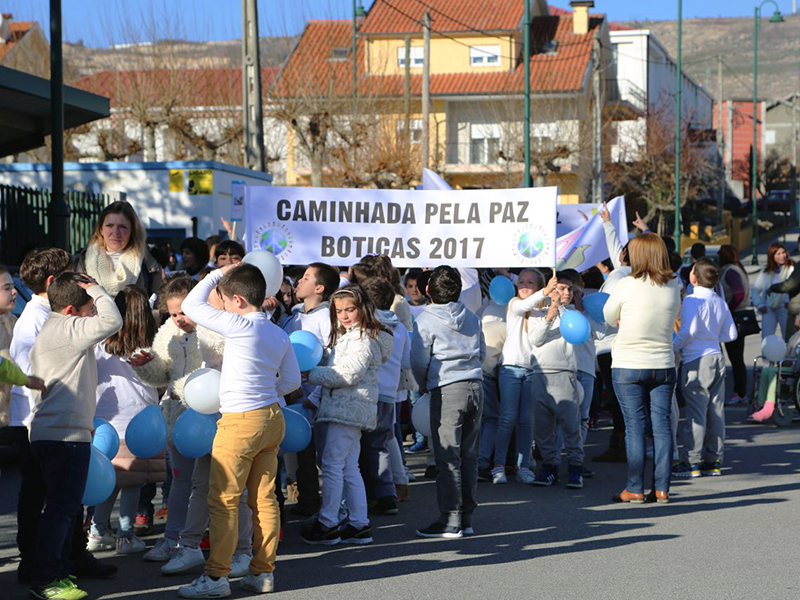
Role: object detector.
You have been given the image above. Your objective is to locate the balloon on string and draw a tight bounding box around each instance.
[125,405,168,459]
[488,276,515,306]
[243,250,283,298]
[583,292,609,323]
[92,417,120,459]
[173,409,218,459]
[82,445,116,506]
[560,309,590,345]
[280,407,312,453]
[289,330,324,371]
[411,393,432,438]
[762,334,787,362]
[184,368,222,414]
[284,403,313,424]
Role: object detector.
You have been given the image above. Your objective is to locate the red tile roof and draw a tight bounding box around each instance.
[272,15,600,98]
[73,67,280,108]
[0,20,36,61]
[361,0,524,34]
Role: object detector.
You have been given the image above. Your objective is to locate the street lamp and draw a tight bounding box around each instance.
[674,0,682,253]
[752,1,785,265]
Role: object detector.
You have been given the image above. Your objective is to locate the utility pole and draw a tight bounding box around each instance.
[717,54,724,225]
[592,38,603,203]
[404,36,411,132]
[523,0,532,187]
[49,0,69,252]
[421,12,431,171]
[242,0,265,172]
[674,0,682,253]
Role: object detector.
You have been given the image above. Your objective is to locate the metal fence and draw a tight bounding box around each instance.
[0,184,110,267]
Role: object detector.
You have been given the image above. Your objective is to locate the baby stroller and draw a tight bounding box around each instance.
[751,351,800,427]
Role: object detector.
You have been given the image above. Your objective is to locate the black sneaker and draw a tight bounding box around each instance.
[300,520,341,546]
[415,522,463,539]
[424,465,438,479]
[582,466,595,478]
[672,461,701,478]
[531,464,557,487]
[700,460,722,476]
[73,553,118,579]
[339,524,373,545]
[566,464,584,489]
[371,496,399,516]
[477,467,493,482]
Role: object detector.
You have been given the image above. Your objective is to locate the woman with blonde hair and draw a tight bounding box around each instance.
[74,201,163,297]
[603,233,681,504]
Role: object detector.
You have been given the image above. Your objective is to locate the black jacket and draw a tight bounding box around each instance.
[768,270,800,315]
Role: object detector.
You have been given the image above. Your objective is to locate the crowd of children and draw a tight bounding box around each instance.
[1,202,754,599]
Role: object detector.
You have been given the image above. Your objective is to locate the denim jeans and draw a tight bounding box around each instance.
[31,440,91,584]
[165,442,195,541]
[430,380,483,529]
[612,368,676,494]
[360,400,397,499]
[577,371,596,445]
[479,373,500,470]
[91,485,142,538]
[494,365,534,469]
[762,305,788,340]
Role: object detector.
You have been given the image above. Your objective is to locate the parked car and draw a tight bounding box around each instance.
[766,189,794,214]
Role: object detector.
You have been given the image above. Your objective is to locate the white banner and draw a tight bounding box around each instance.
[556,196,628,272]
[245,185,558,268]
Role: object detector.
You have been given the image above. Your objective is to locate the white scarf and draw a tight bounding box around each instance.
[85,242,142,297]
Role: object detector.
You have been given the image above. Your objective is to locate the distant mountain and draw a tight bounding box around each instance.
[64,36,297,81]
[622,13,800,101]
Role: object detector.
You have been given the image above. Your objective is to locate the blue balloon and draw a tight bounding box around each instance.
[489,275,516,306]
[583,292,609,323]
[82,445,116,506]
[280,407,312,453]
[560,309,591,345]
[92,417,120,460]
[289,330,324,371]
[125,405,168,459]
[173,409,218,459]
[284,403,313,423]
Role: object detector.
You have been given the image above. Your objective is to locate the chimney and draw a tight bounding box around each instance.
[570,1,594,35]
[0,14,13,44]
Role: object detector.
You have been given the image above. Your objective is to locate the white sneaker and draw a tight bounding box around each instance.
[143,536,178,562]
[86,531,115,552]
[228,551,252,578]
[116,535,146,554]
[516,467,536,485]
[177,574,231,598]
[491,466,507,484]
[162,545,206,575]
[239,572,275,594]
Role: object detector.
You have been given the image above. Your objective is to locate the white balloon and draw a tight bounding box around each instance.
[761,335,787,363]
[411,393,432,438]
[243,250,283,298]
[184,368,222,414]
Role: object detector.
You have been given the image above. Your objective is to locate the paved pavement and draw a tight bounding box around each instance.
[0,233,798,599]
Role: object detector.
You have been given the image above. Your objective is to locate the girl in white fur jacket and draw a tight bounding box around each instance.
[129,276,253,572]
[301,284,393,547]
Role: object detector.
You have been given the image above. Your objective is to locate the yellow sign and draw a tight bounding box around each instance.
[169,170,183,192]
[188,169,213,195]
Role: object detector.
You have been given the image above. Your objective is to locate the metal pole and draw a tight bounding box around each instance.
[352,0,358,112]
[49,0,70,252]
[242,0,265,172]
[674,0,682,252]
[421,12,430,171]
[717,54,725,225]
[752,7,759,265]
[523,0,532,187]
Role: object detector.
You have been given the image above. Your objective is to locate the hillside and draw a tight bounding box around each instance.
[623,13,800,101]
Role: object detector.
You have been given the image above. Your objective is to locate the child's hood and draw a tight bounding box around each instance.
[293,301,329,316]
[375,309,399,329]
[425,301,468,331]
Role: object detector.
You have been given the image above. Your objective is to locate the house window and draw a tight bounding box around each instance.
[470,123,501,164]
[469,45,500,67]
[397,46,424,68]
[330,47,350,61]
[397,119,423,144]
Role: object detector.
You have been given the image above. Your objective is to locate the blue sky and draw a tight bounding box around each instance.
[7,0,797,45]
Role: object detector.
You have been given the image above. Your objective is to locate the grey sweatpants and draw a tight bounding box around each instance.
[430,379,483,529]
[680,353,726,464]
[532,371,584,467]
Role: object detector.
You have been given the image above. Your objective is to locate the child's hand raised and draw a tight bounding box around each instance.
[25,376,46,395]
[75,274,98,289]
[218,263,239,274]
[543,274,558,296]
[599,202,611,223]
[128,350,154,367]
[262,296,280,312]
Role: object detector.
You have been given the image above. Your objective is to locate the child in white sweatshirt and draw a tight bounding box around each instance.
[529,273,584,489]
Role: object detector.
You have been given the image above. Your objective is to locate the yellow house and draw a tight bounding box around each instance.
[272,0,622,200]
